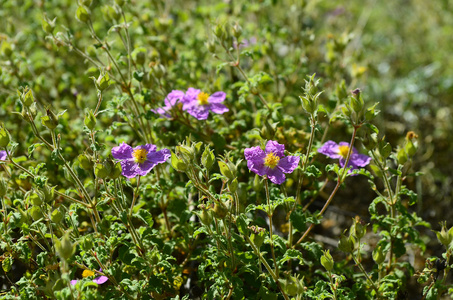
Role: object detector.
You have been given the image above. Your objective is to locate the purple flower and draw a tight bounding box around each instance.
[71,269,108,286]
[244,140,300,185]
[151,90,185,118]
[111,142,171,178]
[233,36,257,49]
[0,151,6,161]
[318,140,371,173]
[181,88,229,120]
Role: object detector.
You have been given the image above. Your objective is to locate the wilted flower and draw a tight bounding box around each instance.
[111,142,171,178]
[151,90,185,118]
[181,88,229,120]
[318,140,371,173]
[71,269,108,286]
[244,140,300,184]
[0,151,6,161]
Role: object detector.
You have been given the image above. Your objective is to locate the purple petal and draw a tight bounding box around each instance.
[318,140,341,159]
[208,92,226,103]
[151,107,172,118]
[209,103,229,115]
[0,151,6,161]
[93,276,108,285]
[181,88,200,104]
[70,280,78,286]
[244,146,267,176]
[266,168,286,185]
[244,146,265,161]
[164,90,185,107]
[349,153,371,168]
[136,149,171,175]
[135,144,157,154]
[120,159,138,178]
[186,106,210,120]
[112,143,133,160]
[265,141,285,157]
[277,155,300,173]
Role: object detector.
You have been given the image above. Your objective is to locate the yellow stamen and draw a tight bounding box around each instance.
[197,92,210,105]
[264,152,280,169]
[132,148,148,164]
[338,145,349,158]
[82,270,95,278]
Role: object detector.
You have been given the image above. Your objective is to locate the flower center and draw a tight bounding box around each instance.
[82,270,95,278]
[197,92,210,105]
[133,148,148,164]
[264,152,280,169]
[338,145,349,158]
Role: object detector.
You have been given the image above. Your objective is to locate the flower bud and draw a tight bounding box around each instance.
[362,131,378,151]
[176,145,194,163]
[372,245,385,264]
[205,41,216,53]
[1,42,13,57]
[78,153,94,171]
[115,0,125,6]
[351,216,367,239]
[29,206,43,221]
[51,209,63,224]
[42,14,56,34]
[249,225,266,248]
[218,161,234,181]
[396,147,408,165]
[213,201,228,219]
[213,23,226,40]
[110,162,122,179]
[321,250,334,271]
[29,192,43,206]
[405,131,418,158]
[22,88,34,107]
[94,162,110,179]
[84,110,97,130]
[55,231,75,261]
[434,221,453,249]
[96,72,111,91]
[79,0,92,7]
[151,64,166,79]
[170,151,187,172]
[0,124,11,147]
[228,178,238,193]
[198,205,213,226]
[350,89,364,113]
[0,177,7,197]
[338,231,355,253]
[253,174,263,192]
[41,108,59,130]
[232,23,242,39]
[201,147,215,170]
[76,6,90,23]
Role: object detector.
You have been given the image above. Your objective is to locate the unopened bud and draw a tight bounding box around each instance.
[23,88,34,107]
[338,231,355,253]
[1,42,13,57]
[396,147,408,165]
[79,0,92,7]
[151,64,166,79]
[55,231,75,261]
[213,201,228,219]
[249,225,266,248]
[228,178,238,193]
[170,151,187,172]
[206,41,216,53]
[435,221,453,249]
[41,108,59,130]
[84,110,97,130]
[42,14,56,35]
[94,161,111,179]
[218,161,234,181]
[51,209,63,224]
[350,89,364,113]
[372,245,385,264]
[0,177,7,197]
[96,72,110,91]
[351,216,367,239]
[321,250,334,271]
[115,0,125,6]
[78,153,93,171]
[232,23,242,39]
[0,124,11,147]
[76,6,90,23]
[110,162,122,179]
[201,147,215,170]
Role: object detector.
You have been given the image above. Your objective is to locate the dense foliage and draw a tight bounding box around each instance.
[1,0,453,299]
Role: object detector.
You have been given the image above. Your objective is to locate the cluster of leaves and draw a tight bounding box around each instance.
[0,0,452,299]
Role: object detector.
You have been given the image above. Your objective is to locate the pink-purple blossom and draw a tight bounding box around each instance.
[318,140,371,173]
[244,141,300,185]
[111,142,170,178]
[0,151,6,161]
[151,90,185,118]
[181,88,229,120]
[71,269,108,286]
